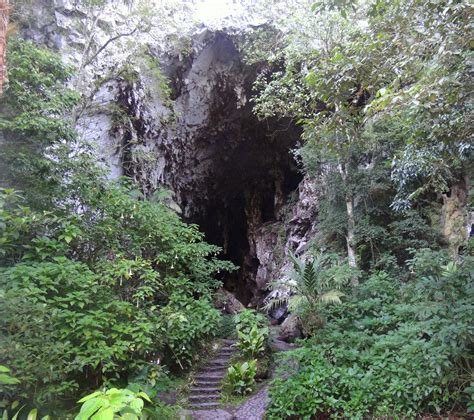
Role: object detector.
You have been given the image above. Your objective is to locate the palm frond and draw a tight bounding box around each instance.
[318,290,345,304]
[303,261,317,295]
[263,296,289,313]
[288,295,309,312]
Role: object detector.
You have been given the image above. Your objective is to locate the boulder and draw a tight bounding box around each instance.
[214,288,245,315]
[278,313,302,343]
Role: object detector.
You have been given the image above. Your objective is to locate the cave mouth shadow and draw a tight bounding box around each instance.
[194,118,303,306]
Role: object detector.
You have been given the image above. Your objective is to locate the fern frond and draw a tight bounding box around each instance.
[288,295,309,312]
[318,290,345,305]
[263,296,289,313]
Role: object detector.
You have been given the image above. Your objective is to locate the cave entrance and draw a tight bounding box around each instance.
[169,32,303,305]
[193,117,302,306]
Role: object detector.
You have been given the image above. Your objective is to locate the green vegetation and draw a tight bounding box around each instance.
[225,360,257,396]
[223,310,270,397]
[250,0,472,417]
[267,252,473,418]
[76,388,152,420]
[235,309,269,359]
[0,39,235,417]
[1,0,472,417]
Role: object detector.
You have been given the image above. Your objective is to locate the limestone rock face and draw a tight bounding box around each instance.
[20,0,319,305]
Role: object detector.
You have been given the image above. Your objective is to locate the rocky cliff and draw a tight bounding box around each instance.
[18,0,319,307]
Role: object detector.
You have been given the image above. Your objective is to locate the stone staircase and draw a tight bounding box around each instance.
[187,338,236,410]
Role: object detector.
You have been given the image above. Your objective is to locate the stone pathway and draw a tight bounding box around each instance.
[183,338,236,417]
[232,384,270,420]
[181,332,297,420]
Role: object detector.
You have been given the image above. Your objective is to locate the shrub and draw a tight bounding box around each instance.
[237,325,268,359]
[267,252,474,418]
[234,309,269,359]
[235,309,267,335]
[216,314,237,339]
[75,388,151,420]
[225,360,257,396]
[0,184,234,410]
[0,259,157,407]
[158,294,221,369]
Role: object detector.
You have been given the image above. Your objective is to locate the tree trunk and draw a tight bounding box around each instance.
[338,161,359,285]
[0,0,9,95]
[345,194,357,268]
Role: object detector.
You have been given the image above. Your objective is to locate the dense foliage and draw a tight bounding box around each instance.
[250,0,473,417]
[252,0,472,264]
[1,0,472,417]
[268,251,473,418]
[0,39,234,416]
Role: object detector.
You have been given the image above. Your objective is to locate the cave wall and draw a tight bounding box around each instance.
[19,1,320,305]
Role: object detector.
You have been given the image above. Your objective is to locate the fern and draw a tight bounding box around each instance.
[264,296,289,312]
[265,252,348,316]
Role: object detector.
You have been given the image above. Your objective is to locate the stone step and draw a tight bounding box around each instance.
[216,351,234,357]
[194,374,224,381]
[189,393,220,402]
[208,358,232,366]
[211,358,232,365]
[221,339,236,345]
[193,379,223,388]
[194,375,223,385]
[187,402,221,410]
[205,365,228,372]
[195,373,226,381]
[219,346,235,351]
[190,386,221,394]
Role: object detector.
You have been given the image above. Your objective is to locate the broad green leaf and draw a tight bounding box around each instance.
[27,409,38,420]
[129,398,144,414]
[91,407,114,420]
[78,391,102,403]
[76,398,103,419]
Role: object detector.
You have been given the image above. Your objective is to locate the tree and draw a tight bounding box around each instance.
[253,0,472,265]
[253,8,387,276]
[0,0,8,94]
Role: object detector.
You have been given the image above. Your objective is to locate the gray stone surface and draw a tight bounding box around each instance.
[233,385,270,420]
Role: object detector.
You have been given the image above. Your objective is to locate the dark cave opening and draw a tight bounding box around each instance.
[168,31,304,305]
[193,116,303,305]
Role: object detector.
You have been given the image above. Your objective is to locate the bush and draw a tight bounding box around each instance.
[76,388,151,420]
[0,259,157,407]
[158,294,221,369]
[235,309,267,335]
[237,325,268,359]
[234,309,269,360]
[216,314,237,339]
[0,184,234,411]
[225,360,257,396]
[267,251,474,418]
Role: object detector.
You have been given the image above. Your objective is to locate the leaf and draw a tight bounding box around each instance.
[0,373,20,384]
[136,392,151,403]
[129,398,144,414]
[26,409,38,420]
[91,407,114,420]
[319,290,345,304]
[78,391,102,403]
[76,398,104,420]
